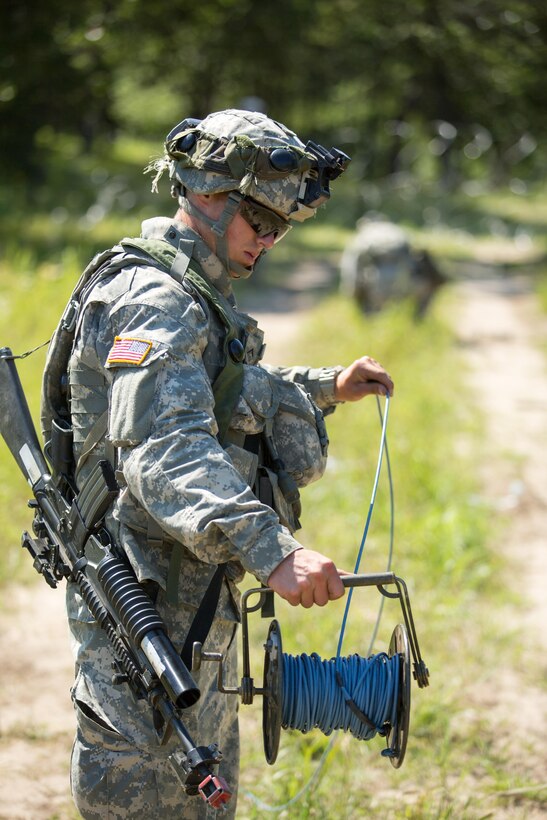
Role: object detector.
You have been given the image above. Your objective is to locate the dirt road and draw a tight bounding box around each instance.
[0,275,546,818]
[453,276,547,640]
[451,276,547,816]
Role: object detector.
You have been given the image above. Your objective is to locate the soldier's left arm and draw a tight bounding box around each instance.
[262,357,393,413]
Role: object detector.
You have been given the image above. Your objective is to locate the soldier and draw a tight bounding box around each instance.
[340,214,446,316]
[42,109,394,818]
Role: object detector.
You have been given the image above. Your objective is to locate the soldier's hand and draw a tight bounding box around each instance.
[267,549,345,608]
[334,356,394,401]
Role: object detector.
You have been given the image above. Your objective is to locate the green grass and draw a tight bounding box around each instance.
[0,258,77,582]
[535,264,547,315]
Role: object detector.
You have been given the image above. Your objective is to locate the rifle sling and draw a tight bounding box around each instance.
[179,560,228,670]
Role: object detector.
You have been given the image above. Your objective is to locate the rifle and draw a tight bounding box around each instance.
[0,347,231,810]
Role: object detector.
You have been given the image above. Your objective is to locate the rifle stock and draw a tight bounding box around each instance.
[0,346,231,809]
[0,348,50,483]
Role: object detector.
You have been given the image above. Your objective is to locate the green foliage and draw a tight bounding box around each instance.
[535,265,547,314]
[0,253,81,582]
[2,0,547,188]
[0,0,114,180]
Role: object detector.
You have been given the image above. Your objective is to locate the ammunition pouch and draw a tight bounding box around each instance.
[268,376,329,488]
[227,367,329,532]
[229,366,328,488]
[47,417,75,481]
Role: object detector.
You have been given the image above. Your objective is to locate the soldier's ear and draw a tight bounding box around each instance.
[193,192,226,215]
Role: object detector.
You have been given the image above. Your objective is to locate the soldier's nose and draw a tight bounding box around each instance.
[257,232,277,250]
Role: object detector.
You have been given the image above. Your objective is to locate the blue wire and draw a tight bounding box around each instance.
[281,652,400,741]
[281,397,397,745]
[337,394,391,658]
[366,397,394,653]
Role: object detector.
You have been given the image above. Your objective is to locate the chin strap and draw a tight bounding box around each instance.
[181,191,258,279]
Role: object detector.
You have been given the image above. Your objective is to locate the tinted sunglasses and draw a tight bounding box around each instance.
[239,197,292,243]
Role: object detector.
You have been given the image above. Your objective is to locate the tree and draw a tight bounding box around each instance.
[0,0,115,181]
[1,0,545,186]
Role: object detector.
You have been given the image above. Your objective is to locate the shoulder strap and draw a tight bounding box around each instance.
[120,237,177,272]
[41,247,126,447]
[184,269,244,444]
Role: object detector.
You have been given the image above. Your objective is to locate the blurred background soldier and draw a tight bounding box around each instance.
[340,213,446,317]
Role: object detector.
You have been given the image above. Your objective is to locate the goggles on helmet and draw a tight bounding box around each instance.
[301,140,351,208]
[239,197,292,243]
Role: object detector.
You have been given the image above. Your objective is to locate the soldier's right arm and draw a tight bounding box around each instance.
[95,271,303,586]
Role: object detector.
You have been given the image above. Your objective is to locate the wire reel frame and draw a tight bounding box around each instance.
[192,572,429,767]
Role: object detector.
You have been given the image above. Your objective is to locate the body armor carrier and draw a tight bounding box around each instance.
[40,234,310,535]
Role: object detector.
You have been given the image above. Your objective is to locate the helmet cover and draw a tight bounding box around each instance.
[151,109,350,222]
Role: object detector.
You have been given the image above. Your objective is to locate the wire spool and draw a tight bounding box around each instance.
[262,620,411,767]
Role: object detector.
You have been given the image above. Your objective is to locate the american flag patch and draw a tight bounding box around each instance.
[106,336,152,365]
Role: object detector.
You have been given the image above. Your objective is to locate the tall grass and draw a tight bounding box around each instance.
[536,264,547,315]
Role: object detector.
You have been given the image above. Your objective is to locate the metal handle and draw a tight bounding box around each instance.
[340,572,397,588]
[242,572,398,613]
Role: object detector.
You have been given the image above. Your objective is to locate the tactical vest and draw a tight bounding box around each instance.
[41,233,330,613]
[41,232,310,530]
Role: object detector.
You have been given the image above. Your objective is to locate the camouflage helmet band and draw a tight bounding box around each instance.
[166,129,314,181]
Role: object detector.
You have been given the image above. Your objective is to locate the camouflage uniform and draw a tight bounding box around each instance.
[66,215,343,819]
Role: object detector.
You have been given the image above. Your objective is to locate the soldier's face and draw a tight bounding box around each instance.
[227,209,278,272]
[201,193,280,275]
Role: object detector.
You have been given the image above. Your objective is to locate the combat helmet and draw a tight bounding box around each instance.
[149,109,350,277]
